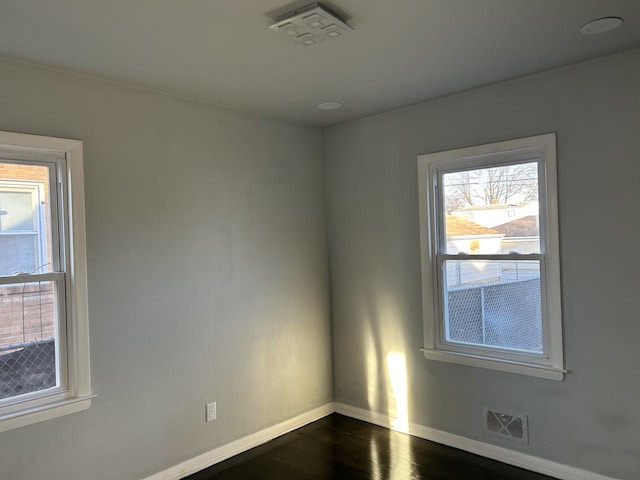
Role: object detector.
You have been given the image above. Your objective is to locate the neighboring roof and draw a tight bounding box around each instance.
[493,215,539,237]
[446,215,501,236]
[454,201,536,212]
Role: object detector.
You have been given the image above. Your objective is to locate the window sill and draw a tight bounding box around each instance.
[0,394,96,433]
[421,348,566,381]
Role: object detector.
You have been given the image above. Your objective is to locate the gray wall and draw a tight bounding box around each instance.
[325,49,640,479]
[0,59,332,480]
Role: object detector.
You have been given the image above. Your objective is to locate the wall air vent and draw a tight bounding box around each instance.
[483,407,529,444]
[269,3,353,46]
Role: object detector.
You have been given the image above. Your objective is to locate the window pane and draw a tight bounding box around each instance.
[0,191,35,231]
[443,260,542,353]
[0,281,58,400]
[0,163,52,274]
[442,162,540,254]
[0,235,39,275]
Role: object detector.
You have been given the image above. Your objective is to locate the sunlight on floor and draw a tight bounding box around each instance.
[389,430,414,480]
[370,437,382,479]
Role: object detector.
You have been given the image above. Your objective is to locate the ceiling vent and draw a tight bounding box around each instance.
[269,3,353,46]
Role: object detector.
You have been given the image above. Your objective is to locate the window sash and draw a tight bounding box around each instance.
[0,159,61,274]
[433,157,548,257]
[0,271,65,285]
[436,253,543,261]
[430,158,551,364]
[434,257,551,364]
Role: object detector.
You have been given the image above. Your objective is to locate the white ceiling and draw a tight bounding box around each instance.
[1,0,639,127]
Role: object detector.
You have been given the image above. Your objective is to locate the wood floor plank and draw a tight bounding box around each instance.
[184,414,558,480]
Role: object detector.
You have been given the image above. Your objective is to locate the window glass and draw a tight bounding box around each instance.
[442,162,540,255]
[0,281,58,400]
[440,162,544,353]
[443,259,542,353]
[0,191,36,231]
[0,163,52,275]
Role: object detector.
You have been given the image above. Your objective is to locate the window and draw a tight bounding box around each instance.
[417,134,564,380]
[0,131,92,432]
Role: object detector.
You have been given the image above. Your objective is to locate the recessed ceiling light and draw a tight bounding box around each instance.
[317,102,342,110]
[580,17,623,35]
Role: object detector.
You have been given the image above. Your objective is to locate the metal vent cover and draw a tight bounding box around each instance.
[483,407,529,444]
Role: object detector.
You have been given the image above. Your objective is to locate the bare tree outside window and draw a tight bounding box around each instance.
[443,162,538,212]
[441,162,543,351]
[418,134,564,379]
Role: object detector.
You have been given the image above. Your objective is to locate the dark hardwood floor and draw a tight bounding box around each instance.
[185,414,557,480]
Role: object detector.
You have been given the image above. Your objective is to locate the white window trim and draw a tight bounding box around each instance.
[417,133,564,381]
[0,131,94,432]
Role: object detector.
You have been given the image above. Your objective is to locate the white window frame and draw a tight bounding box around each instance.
[417,133,564,380]
[0,131,93,432]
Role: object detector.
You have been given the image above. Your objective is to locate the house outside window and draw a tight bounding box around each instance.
[0,131,92,432]
[0,180,48,276]
[417,134,564,380]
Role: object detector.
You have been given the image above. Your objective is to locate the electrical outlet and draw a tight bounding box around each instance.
[206,402,217,422]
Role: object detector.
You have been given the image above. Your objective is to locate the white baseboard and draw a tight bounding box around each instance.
[334,402,619,480]
[142,402,334,480]
[143,401,619,480]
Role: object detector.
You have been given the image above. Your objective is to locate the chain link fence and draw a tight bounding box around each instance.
[0,281,57,399]
[0,338,56,399]
[446,278,542,353]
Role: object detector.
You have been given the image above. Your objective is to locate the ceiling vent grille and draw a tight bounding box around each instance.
[269,3,353,46]
[483,407,529,444]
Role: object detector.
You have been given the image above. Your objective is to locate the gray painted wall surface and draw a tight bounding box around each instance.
[0,59,332,480]
[325,49,640,479]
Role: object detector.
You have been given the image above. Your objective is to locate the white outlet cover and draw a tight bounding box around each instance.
[206,402,217,422]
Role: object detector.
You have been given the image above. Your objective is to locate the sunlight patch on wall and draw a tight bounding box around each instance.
[365,327,380,412]
[361,290,411,429]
